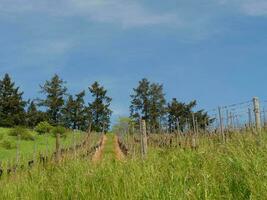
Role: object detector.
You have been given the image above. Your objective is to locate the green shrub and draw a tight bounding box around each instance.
[51,126,67,138]
[9,127,35,141]
[1,140,16,149]
[35,121,53,135]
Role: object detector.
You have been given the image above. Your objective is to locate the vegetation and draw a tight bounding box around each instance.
[88,81,112,132]
[35,121,53,135]
[0,127,85,161]
[51,126,67,137]
[0,132,266,199]
[9,126,35,141]
[0,74,113,132]
[1,74,264,199]
[0,74,26,127]
[130,78,211,133]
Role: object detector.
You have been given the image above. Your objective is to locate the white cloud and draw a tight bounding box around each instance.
[0,0,178,27]
[68,0,178,27]
[241,1,267,16]
[218,0,267,16]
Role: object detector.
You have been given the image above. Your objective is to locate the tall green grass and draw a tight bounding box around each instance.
[0,127,85,162]
[0,132,266,199]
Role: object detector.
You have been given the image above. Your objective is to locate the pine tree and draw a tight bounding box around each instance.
[130,78,166,133]
[167,98,196,132]
[0,74,26,127]
[39,74,67,125]
[62,91,87,130]
[62,95,75,128]
[148,83,166,133]
[74,91,87,130]
[130,78,150,120]
[26,100,47,128]
[167,98,211,132]
[88,82,112,132]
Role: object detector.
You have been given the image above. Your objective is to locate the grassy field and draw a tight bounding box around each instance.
[0,127,86,162]
[0,132,266,199]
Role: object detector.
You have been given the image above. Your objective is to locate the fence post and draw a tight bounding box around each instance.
[253,97,261,132]
[248,108,252,129]
[73,131,76,159]
[46,132,49,159]
[218,106,226,143]
[56,133,61,163]
[263,108,266,130]
[141,119,148,159]
[16,134,21,166]
[33,138,37,162]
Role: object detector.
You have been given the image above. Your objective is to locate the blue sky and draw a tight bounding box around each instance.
[0,0,267,121]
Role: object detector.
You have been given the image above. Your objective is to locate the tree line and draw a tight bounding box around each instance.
[130,78,212,133]
[0,74,112,132]
[0,74,211,134]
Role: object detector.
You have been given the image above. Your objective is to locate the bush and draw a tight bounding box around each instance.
[35,121,53,135]
[51,126,67,138]
[9,127,35,141]
[1,140,16,149]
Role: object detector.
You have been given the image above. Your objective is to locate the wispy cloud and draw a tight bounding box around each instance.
[0,0,178,28]
[218,0,267,16]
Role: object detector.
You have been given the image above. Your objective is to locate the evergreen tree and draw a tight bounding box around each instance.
[62,91,87,130]
[167,98,211,132]
[74,91,87,130]
[39,74,67,125]
[149,83,166,133]
[26,100,47,128]
[0,74,26,127]
[167,98,196,132]
[88,82,112,132]
[130,78,166,133]
[62,95,75,128]
[130,78,150,121]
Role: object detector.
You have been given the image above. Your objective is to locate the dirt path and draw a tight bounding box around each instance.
[92,134,126,162]
[92,135,107,163]
[114,135,125,161]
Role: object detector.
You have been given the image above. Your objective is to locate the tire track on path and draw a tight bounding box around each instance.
[114,135,126,161]
[92,135,107,163]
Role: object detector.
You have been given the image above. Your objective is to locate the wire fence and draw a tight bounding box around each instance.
[207,97,266,133]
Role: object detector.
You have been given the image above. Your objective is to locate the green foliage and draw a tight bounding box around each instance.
[62,91,88,130]
[9,127,35,141]
[0,133,3,141]
[26,101,47,128]
[130,78,166,133]
[112,117,135,135]
[35,121,53,135]
[0,73,26,127]
[88,81,112,132]
[39,74,67,125]
[0,140,16,149]
[0,127,86,161]
[51,126,67,137]
[0,133,266,199]
[167,98,212,132]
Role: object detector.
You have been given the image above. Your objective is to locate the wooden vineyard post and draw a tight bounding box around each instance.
[191,113,197,149]
[218,106,226,143]
[253,97,261,132]
[56,133,61,163]
[16,134,21,166]
[141,119,148,159]
[73,131,76,159]
[46,132,49,160]
[248,108,252,130]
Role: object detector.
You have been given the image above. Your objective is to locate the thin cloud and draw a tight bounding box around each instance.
[218,0,267,16]
[0,0,179,28]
